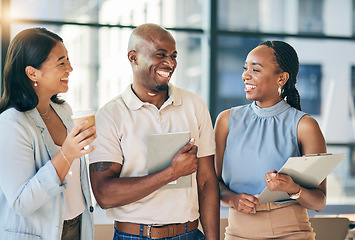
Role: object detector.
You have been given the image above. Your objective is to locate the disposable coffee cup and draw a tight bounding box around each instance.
[71,109,96,134]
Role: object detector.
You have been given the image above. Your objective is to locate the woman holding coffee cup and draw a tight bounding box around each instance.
[0,28,96,240]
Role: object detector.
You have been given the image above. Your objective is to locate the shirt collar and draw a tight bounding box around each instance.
[122,83,182,110]
[251,99,291,117]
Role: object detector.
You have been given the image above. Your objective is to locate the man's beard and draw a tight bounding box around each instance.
[156,84,168,91]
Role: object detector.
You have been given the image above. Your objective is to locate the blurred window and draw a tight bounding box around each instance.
[297,64,322,115]
[298,0,324,34]
[352,66,355,107]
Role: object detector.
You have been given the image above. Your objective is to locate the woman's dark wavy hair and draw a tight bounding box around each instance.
[259,40,302,111]
[0,27,65,113]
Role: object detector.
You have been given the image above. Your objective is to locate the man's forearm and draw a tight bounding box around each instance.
[90,162,178,209]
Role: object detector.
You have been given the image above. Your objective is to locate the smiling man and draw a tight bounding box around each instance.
[89,23,219,240]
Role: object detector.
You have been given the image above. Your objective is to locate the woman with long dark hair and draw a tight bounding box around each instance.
[0,28,96,240]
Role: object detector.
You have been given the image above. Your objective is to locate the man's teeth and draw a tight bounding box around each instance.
[157,71,170,77]
[245,85,256,90]
[61,78,68,81]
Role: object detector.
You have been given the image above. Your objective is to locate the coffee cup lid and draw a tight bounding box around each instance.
[71,109,95,119]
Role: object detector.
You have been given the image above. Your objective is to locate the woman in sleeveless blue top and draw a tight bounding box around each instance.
[215,41,327,240]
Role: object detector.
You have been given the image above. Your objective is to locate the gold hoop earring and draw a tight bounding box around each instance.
[278,86,282,96]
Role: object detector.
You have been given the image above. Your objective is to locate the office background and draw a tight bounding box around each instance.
[1,0,355,207]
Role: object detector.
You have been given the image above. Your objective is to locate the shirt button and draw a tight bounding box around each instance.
[90,206,94,212]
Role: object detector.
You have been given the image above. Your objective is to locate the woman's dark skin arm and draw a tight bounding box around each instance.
[265,115,327,212]
[214,110,259,215]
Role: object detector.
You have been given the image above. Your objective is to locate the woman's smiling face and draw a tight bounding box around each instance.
[34,41,73,98]
[242,45,284,108]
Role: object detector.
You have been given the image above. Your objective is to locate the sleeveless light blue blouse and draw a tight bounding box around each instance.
[222,100,307,195]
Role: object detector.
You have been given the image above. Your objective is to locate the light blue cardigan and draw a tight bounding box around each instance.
[0,101,94,240]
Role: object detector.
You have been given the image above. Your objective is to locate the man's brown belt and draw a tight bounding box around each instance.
[114,219,198,238]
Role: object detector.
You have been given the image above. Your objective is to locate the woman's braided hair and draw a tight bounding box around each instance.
[259,40,302,111]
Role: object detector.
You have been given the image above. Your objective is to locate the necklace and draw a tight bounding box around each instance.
[39,106,51,120]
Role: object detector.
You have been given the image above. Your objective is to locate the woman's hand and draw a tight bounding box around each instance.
[230,193,259,214]
[265,170,300,195]
[61,120,97,163]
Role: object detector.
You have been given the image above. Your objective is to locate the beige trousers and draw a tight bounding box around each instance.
[224,202,315,240]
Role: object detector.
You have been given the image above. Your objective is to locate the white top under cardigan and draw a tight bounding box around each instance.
[55,145,85,220]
